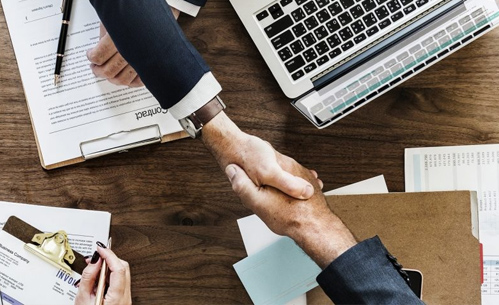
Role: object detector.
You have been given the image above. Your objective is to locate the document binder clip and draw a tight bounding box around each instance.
[24,230,76,273]
[79,124,162,160]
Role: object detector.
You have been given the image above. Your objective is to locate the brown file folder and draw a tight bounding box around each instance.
[308,191,481,305]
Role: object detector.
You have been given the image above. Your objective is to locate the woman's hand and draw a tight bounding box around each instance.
[75,245,132,305]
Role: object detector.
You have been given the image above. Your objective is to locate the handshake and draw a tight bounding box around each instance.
[201,112,357,269]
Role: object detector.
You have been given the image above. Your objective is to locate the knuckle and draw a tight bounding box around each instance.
[113,266,127,278]
[80,267,94,281]
[130,77,144,88]
[111,76,127,86]
[116,56,127,67]
[231,179,242,193]
[87,51,105,65]
[231,178,246,195]
[114,74,128,84]
[259,164,279,181]
[122,260,130,269]
[117,69,135,84]
[108,77,123,86]
[102,68,115,79]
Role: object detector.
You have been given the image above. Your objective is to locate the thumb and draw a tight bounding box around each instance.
[77,257,102,296]
[225,164,262,205]
[261,164,314,200]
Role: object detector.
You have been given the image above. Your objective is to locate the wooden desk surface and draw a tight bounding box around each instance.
[1,1,498,304]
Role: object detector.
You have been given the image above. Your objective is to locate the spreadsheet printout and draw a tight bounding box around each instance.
[405,144,499,304]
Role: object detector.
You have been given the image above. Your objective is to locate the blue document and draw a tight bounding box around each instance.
[233,237,321,305]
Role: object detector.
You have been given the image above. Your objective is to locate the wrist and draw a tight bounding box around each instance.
[201,111,248,167]
[289,212,357,269]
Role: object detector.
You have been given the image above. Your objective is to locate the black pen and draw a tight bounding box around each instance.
[54,0,74,86]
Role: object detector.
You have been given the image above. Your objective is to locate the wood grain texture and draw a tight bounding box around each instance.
[1,0,499,303]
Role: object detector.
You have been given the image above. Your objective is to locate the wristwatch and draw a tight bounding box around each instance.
[179,96,226,138]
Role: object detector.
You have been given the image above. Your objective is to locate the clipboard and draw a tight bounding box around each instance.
[34,122,187,170]
[2,216,87,274]
[0,0,188,170]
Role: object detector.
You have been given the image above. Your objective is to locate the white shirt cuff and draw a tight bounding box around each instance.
[166,0,201,17]
[168,72,222,120]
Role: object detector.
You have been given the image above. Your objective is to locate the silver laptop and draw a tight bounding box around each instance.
[229,0,499,128]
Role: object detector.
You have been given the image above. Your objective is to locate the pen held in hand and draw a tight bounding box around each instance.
[94,238,112,305]
[54,0,74,86]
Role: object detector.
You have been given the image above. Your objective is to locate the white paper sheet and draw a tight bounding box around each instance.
[237,175,389,305]
[0,0,183,167]
[0,200,111,305]
[323,175,389,196]
[405,145,499,303]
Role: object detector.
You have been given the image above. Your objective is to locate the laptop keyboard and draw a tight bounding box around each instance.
[257,0,437,81]
[298,7,491,124]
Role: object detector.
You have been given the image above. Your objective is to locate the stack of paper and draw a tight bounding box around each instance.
[406,144,499,305]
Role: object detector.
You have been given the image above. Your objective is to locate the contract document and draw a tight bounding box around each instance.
[1,0,185,169]
[0,200,111,304]
[405,144,499,305]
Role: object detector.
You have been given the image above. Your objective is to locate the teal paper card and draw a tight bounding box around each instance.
[233,237,321,305]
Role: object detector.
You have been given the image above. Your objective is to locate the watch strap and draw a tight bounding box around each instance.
[188,96,225,129]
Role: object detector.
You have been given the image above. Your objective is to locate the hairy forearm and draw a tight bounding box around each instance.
[200,111,245,168]
[290,213,358,269]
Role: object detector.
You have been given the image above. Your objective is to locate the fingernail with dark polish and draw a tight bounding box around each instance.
[96,241,107,249]
[74,279,80,287]
[83,255,92,260]
[90,251,100,264]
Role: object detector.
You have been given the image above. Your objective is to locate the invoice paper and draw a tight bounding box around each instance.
[0,0,183,168]
[405,144,499,304]
[0,230,79,305]
[0,200,111,304]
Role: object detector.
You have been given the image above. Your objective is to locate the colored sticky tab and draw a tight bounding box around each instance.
[233,237,321,305]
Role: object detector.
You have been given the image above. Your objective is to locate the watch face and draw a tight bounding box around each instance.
[179,118,197,138]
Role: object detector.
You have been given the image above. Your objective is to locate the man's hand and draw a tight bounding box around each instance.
[202,112,318,199]
[225,161,357,268]
[87,8,180,87]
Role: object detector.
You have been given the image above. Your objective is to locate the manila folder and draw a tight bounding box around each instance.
[307,191,480,305]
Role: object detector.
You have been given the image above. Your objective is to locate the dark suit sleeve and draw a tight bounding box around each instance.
[89,0,211,110]
[317,236,424,305]
[184,0,207,6]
